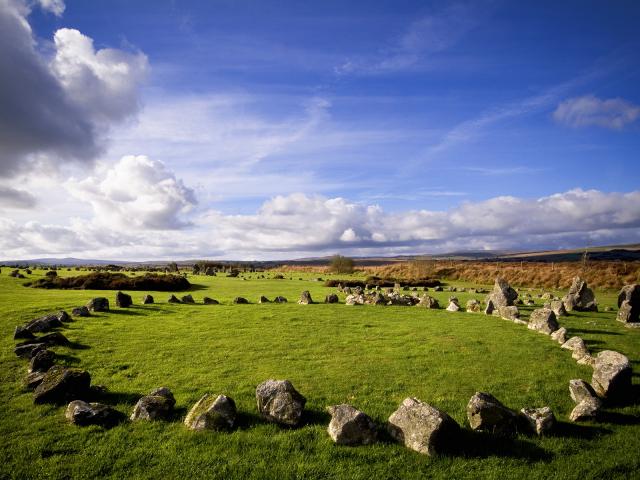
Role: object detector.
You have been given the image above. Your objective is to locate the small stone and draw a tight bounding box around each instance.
[184,393,237,431]
[142,295,154,304]
[466,299,481,312]
[258,295,271,303]
[130,387,176,421]
[498,306,520,321]
[66,400,123,427]
[446,301,460,312]
[298,291,313,305]
[86,297,110,312]
[181,294,195,303]
[327,404,377,446]
[467,392,518,437]
[550,327,567,344]
[273,296,288,303]
[569,398,602,422]
[324,294,339,304]
[72,306,90,317]
[519,407,555,435]
[14,343,46,359]
[387,397,460,455]
[561,336,590,360]
[569,379,598,404]
[233,297,249,304]
[417,295,439,309]
[168,295,181,303]
[203,297,219,304]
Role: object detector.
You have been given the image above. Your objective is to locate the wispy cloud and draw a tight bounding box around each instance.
[553,95,640,129]
[460,166,544,176]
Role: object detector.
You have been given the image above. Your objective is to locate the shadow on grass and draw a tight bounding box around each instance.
[453,429,552,461]
[302,407,331,428]
[569,328,622,336]
[598,411,640,426]
[88,388,141,405]
[551,421,611,439]
[67,341,91,350]
[106,309,146,316]
[54,353,82,365]
[168,406,189,422]
[234,411,265,430]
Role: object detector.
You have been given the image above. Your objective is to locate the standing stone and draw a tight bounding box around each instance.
[466,392,518,437]
[258,295,271,303]
[484,299,495,315]
[417,295,439,309]
[527,308,559,334]
[551,327,568,344]
[142,294,154,304]
[446,301,460,312]
[116,291,133,307]
[569,379,599,404]
[487,278,518,307]
[273,296,288,303]
[203,297,219,305]
[181,294,195,304]
[591,350,632,400]
[466,299,481,313]
[255,379,306,426]
[233,297,249,304]
[184,393,237,431]
[550,300,567,317]
[72,306,90,317]
[86,297,109,312]
[519,407,555,436]
[33,366,91,404]
[130,387,176,421]
[617,284,640,323]
[66,400,123,427]
[324,294,339,304]
[168,295,181,303]
[562,276,597,312]
[29,349,55,373]
[387,397,460,456]
[326,404,377,446]
[298,291,313,305]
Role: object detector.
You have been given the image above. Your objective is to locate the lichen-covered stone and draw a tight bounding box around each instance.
[130,387,176,421]
[569,398,602,422]
[298,291,313,304]
[551,327,568,344]
[86,297,109,312]
[550,300,567,317]
[466,299,481,312]
[486,278,518,307]
[417,295,439,309]
[497,305,520,322]
[561,336,590,360]
[569,379,598,404]
[29,349,55,373]
[66,400,123,427]
[562,276,597,312]
[326,404,377,446]
[387,397,459,455]
[519,407,555,436]
[256,379,306,426]
[466,392,518,437]
[33,366,91,405]
[527,308,559,334]
[591,350,632,400]
[184,393,237,430]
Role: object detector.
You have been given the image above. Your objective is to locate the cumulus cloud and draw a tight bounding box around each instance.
[553,95,640,129]
[66,155,197,230]
[0,185,37,208]
[2,189,640,260]
[0,0,147,177]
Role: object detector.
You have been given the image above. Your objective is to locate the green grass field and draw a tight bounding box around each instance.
[1,270,639,479]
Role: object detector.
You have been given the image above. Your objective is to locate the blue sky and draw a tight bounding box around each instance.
[1,0,639,260]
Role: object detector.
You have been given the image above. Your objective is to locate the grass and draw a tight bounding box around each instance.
[1,269,639,479]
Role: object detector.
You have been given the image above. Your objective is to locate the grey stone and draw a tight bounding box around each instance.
[327,404,377,445]
[66,400,123,427]
[14,325,34,340]
[258,295,271,303]
[569,398,602,422]
[181,294,195,304]
[233,297,249,304]
[569,379,598,404]
[298,291,313,305]
[591,350,632,400]
[116,291,132,307]
[168,295,181,303]
[24,314,63,333]
[519,407,555,436]
[203,297,219,304]
[184,393,237,431]
[562,276,597,312]
[527,308,559,334]
[131,387,176,421]
[273,296,288,303]
[33,366,91,405]
[550,300,567,317]
[417,295,439,309]
[550,327,568,344]
[14,343,46,359]
[498,305,520,321]
[86,297,110,312]
[324,294,339,304]
[446,301,460,312]
[487,277,518,308]
[466,299,481,312]
[29,349,55,373]
[466,392,518,437]
[25,371,46,390]
[561,336,590,360]
[72,306,90,317]
[387,397,460,455]
[255,379,306,426]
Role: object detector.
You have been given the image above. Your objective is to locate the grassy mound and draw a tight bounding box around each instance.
[25,272,191,291]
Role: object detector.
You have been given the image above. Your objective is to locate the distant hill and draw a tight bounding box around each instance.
[3,243,640,267]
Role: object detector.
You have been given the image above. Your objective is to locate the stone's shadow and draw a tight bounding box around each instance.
[185,284,209,292]
[301,407,331,428]
[107,309,145,316]
[598,411,640,426]
[551,421,611,439]
[89,389,142,405]
[569,328,622,336]
[234,411,265,430]
[67,341,91,350]
[54,353,82,365]
[167,406,188,423]
[453,429,552,461]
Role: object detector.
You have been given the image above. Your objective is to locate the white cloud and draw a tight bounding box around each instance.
[36,0,64,16]
[553,95,640,129]
[0,0,147,177]
[66,155,196,230]
[1,188,640,260]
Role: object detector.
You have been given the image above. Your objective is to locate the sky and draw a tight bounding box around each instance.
[0,0,639,261]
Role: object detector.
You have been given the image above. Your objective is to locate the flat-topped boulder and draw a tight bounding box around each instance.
[519,407,555,436]
[33,366,91,405]
[466,392,518,437]
[527,308,559,334]
[184,393,237,431]
[115,291,132,307]
[24,313,64,333]
[130,387,176,421]
[387,397,460,455]
[327,404,377,446]
[255,379,306,427]
[562,276,597,312]
[66,400,123,427]
[298,291,313,304]
[591,350,632,400]
[86,297,109,312]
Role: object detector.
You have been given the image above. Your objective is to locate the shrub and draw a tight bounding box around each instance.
[329,255,355,274]
[25,272,191,291]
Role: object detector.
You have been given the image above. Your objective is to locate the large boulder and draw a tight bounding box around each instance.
[66,400,123,427]
[184,393,237,431]
[326,404,377,446]
[298,291,313,305]
[115,291,132,307]
[86,297,109,312]
[562,276,597,312]
[130,387,176,421]
[519,407,555,436]
[497,305,520,322]
[255,379,306,426]
[617,284,640,323]
[387,397,460,455]
[487,278,518,307]
[24,313,64,333]
[466,392,518,437]
[527,308,559,334]
[591,350,632,400]
[14,343,46,359]
[33,366,91,404]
